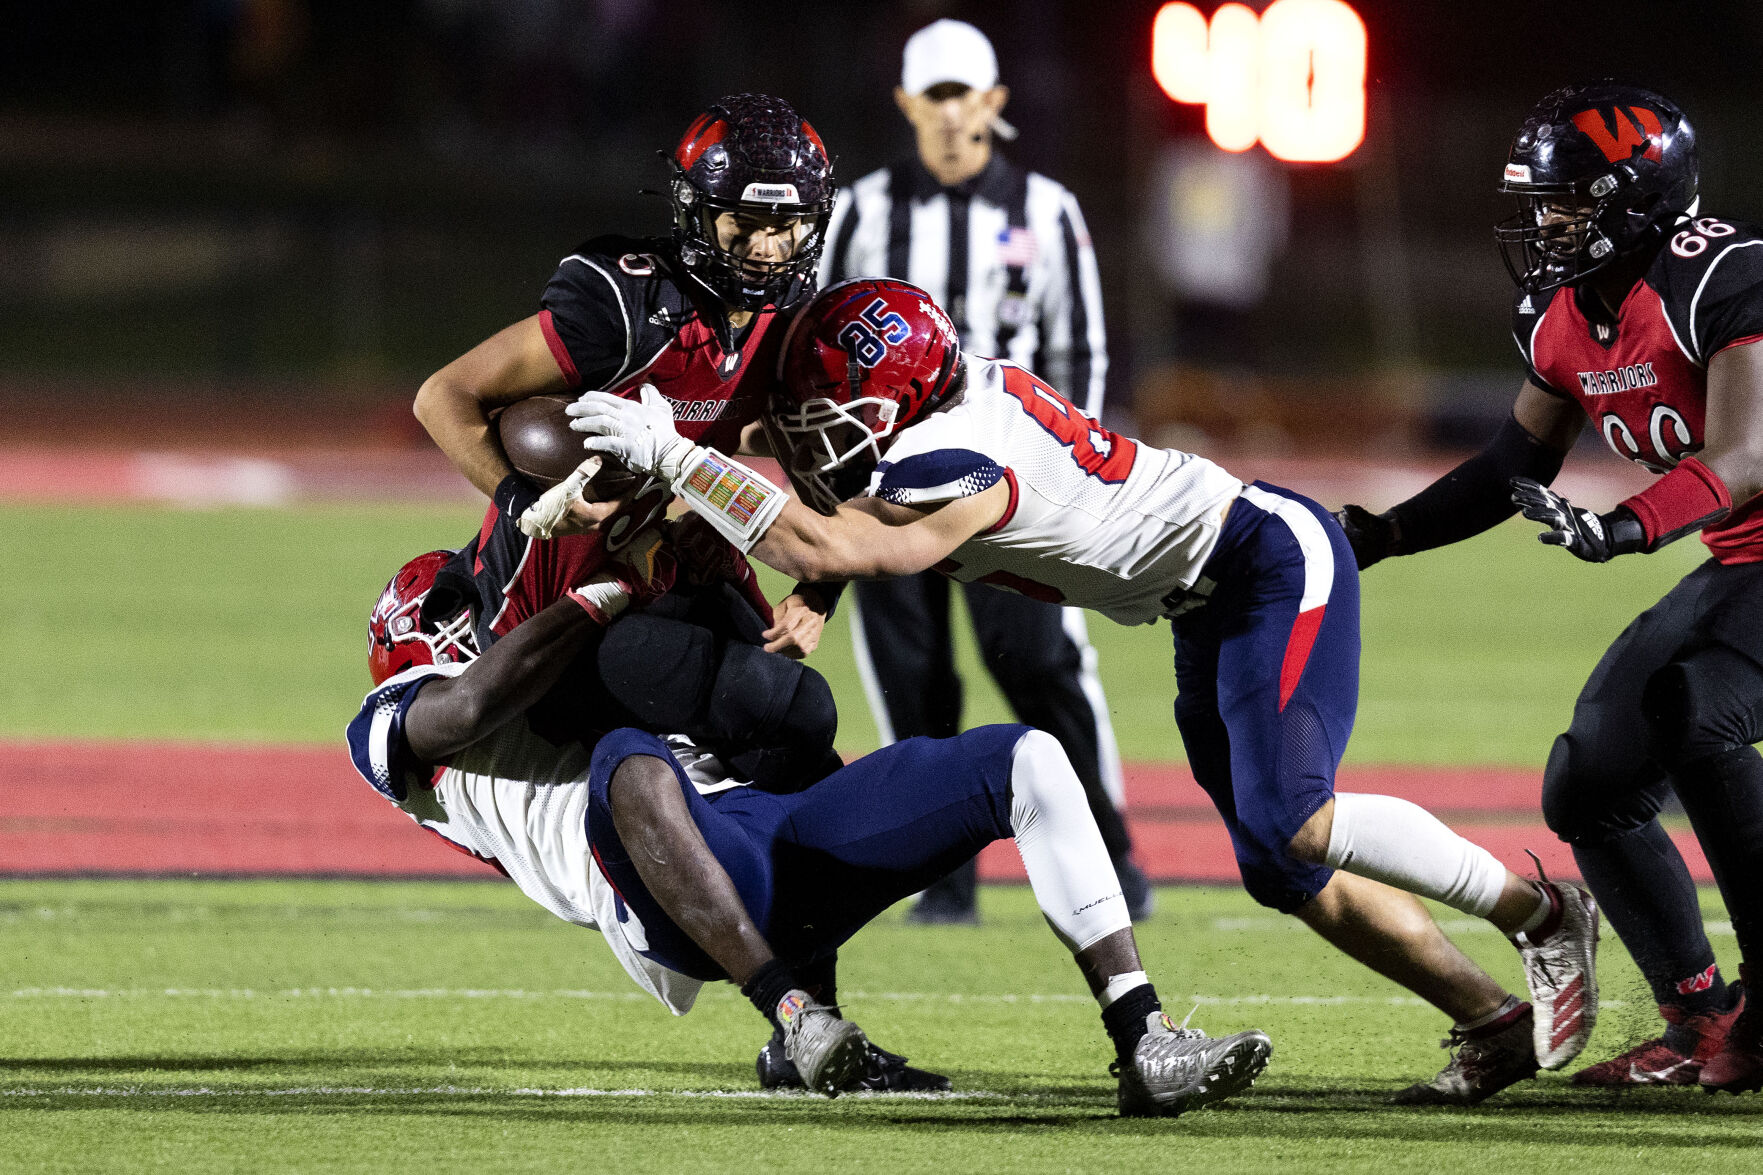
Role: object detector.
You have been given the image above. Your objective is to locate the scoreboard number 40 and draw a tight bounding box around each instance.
[1152,0,1366,164]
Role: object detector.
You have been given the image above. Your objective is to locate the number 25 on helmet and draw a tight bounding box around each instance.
[770,278,963,513]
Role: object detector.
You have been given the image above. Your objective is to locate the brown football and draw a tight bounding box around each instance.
[495,394,643,499]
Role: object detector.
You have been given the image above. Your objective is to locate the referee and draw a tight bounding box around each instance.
[821,18,1149,923]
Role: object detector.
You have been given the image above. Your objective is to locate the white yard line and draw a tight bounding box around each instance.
[0,1085,1018,1101]
[0,986,1629,1009]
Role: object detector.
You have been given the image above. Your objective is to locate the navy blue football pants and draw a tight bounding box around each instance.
[585,724,1028,980]
[1172,483,1360,913]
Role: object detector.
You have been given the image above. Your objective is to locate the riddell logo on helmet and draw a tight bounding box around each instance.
[1571,106,1665,164]
[1504,163,1533,183]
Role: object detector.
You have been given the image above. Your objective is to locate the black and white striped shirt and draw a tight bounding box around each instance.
[820,155,1109,411]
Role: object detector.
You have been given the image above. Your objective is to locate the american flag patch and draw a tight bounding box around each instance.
[997,226,1037,268]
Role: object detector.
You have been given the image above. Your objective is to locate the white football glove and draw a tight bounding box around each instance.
[566,383,697,484]
[516,455,603,539]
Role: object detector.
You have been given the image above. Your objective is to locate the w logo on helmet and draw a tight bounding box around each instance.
[1571,106,1665,164]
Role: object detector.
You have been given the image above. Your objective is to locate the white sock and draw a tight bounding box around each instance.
[1323,792,1508,918]
[1009,729,1131,952]
[1100,970,1150,1008]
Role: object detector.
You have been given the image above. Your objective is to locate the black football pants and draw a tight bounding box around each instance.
[1541,556,1763,1005]
[851,573,1133,889]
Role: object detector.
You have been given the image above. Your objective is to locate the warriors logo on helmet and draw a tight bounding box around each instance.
[1495,82,1698,293]
[670,94,836,312]
[767,278,963,512]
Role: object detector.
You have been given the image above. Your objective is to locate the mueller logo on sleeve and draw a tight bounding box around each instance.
[1578,362,1657,395]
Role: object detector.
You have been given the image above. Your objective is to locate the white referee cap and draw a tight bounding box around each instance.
[901,19,999,96]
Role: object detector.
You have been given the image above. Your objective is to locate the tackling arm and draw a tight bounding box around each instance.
[752,486,1008,583]
[402,596,605,763]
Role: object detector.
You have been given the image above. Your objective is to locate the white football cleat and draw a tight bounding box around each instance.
[1514,879,1600,1069]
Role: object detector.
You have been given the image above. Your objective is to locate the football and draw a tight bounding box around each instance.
[495,393,643,499]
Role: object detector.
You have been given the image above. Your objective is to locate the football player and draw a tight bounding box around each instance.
[1336,83,1763,1094]
[348,538,1274,1116]
[569,278,1603,1104]
[413,93,840,658]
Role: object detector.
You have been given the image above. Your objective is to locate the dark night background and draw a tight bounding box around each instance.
[4,1,1759,447]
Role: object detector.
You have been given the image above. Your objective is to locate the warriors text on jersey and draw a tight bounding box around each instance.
[868,358,1243,625]
[345,664,746,1014]
[1513,215,1763,561]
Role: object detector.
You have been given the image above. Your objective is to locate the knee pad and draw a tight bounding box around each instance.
[597,616,717,727]
[1642,654,1757,770]
[1541,732,1594,840]
[713,643,839,792]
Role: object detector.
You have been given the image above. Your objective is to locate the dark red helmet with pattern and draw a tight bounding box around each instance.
[367,550,479,686]
[767,278,963,512]
[669,94,835,311]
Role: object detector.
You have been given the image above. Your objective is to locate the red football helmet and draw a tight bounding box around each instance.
[768,278,962,512]
[367,550,480,686]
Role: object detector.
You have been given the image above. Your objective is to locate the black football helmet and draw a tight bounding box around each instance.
[1495,83,1698,293]
[668,94,835,311]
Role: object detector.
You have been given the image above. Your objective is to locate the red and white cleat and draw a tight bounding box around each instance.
[1513,879,1600,1070]
[1701,967,1763,1094]
[1572,992,1745,1086]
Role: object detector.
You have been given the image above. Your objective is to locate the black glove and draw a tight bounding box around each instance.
[1509,477,1643,563]
[1332,504,1400,570]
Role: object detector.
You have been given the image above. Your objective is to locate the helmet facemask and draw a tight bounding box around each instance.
[763,378,899,514]
[368,553,481,685]
[672,168,833,311]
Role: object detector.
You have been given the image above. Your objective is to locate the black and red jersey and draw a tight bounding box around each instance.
[537,234,792,455]
[1514,215,1763,562]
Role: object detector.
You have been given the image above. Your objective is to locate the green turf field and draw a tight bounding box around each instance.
[2,880,1753,1174]
[0,501,1707,762]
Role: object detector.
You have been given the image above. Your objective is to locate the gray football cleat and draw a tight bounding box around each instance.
[1114,1010,1273,1117]
[776,989,869,1097]
[1392,1004,1539,1105]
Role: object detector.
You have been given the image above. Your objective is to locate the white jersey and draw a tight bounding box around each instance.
[345,664,744,1015]
[869,358,1243,625]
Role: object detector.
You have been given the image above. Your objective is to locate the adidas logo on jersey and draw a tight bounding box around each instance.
[1517,294,1535,314]
[1577,361,1657,396]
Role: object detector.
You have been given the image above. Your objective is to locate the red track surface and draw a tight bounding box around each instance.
[0,738,1711,884]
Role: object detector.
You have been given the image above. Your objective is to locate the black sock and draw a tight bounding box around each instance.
[741,959,801,1031]
[1674,746,1763,965]
[1571,823,1728,1013]
[1101,983,1162,1066]
[795,954,840,1019]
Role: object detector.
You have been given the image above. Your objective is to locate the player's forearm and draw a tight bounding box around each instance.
[1388,413,1569,554]
[751,501,887,582]
[404,600,602,762]
[413,372,515,499]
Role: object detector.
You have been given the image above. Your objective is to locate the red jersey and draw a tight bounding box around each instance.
[1515,215,1763,562]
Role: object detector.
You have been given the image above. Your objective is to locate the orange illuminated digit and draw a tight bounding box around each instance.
[1150,1,1366,163]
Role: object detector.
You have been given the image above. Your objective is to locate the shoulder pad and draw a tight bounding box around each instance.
[875,449,1005,506]
[345,663,463,801]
